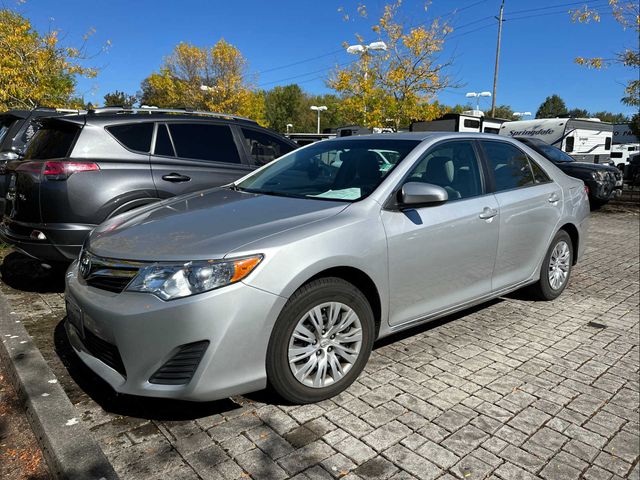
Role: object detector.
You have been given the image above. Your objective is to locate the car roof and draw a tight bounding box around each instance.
[48,112,261,128]
[320,132,516,142]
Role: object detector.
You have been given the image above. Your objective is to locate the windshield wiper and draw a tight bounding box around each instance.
[241,188,303,199]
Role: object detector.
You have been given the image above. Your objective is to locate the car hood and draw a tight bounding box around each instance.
[88,188,349,261]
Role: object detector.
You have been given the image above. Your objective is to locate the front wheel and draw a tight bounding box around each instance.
[529,230,573,301]
[266,277,375,404]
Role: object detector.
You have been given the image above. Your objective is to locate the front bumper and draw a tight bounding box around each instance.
[64,261,287,401]
[0,219,94,262]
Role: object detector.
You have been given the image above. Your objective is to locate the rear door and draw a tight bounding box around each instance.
[150,122,252,198]
[479,140,562,291]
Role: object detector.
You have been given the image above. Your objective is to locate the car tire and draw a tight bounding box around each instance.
[529,230,573,301]
[266,277,375,404]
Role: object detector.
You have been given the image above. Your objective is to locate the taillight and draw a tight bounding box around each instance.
[43,161,99,177]
[584,185,590,195]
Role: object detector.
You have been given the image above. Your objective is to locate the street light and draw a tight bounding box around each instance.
[465,91,492,112]
[514,112,532,119]
[346,41,388,125]
[310,106,327,134]
[286,123,293,134]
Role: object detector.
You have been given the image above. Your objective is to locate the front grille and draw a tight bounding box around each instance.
[83,329,127,377]
[80,252,140,293]
[149,341,209,385]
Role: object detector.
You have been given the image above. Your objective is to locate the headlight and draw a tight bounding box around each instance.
[591,171,605,181]
[126,255,263,300]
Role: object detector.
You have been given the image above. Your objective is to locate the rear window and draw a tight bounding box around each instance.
[107,123,154,153]
[24,124,79,160]
[168,123,241,164]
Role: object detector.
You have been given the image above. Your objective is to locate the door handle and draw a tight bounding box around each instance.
[479,207,498,220]
[162,173,191,182]
[548,193,560,203]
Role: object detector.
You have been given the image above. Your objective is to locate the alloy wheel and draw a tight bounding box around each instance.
[548,240,571,290]
[288,301,363,388]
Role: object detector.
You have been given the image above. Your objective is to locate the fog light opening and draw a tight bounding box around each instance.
[30,230,47,241]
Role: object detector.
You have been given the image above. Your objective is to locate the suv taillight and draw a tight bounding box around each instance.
[43,161,99,177]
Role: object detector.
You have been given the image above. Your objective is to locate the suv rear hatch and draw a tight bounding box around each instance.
[5,119,82,228]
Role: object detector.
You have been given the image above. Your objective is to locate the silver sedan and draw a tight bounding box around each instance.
[65,133,589,404]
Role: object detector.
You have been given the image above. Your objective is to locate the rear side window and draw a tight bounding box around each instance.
[107,123,153,153]
[529,159,550,183]
[168,123,240,164]
[20,120,41,146]
[482,141,535,191]
[241,128,295,166]
[0,119,15,144]
[24,124,79,160]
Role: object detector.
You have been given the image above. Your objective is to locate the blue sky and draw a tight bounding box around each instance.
[17,0,639,116]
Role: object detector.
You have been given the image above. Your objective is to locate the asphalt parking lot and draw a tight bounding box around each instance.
[1,204,638,480]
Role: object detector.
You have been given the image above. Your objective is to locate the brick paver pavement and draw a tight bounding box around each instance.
[1,204,638,480]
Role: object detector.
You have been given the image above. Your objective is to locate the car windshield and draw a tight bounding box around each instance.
[235,139,420,201]
[524,139,574,163]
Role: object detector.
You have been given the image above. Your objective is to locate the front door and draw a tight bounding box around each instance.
[382,140,500,326]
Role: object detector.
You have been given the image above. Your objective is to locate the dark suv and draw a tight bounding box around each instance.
[516,137,623,209]
[1,107,298,263]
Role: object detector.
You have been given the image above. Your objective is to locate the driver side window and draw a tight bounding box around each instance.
[406,141,483,200]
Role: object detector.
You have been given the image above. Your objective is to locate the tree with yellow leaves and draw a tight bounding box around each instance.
[0,9,100,110]
[140,39,266,124]
[329,1,453,130]
[570,1,639,107]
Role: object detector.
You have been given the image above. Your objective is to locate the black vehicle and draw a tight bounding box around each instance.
[516,137,623,209]
[625,153,640,186]
[1,107,298,263]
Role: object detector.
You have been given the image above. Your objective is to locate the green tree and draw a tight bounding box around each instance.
[264,84,306,132]
[566,108,590,118]
[490,105,518,120]
[536,95,568,118]
[0,9,101,110]
[104,90,138,108]
[591,111,629,123]
[570,1,639,106]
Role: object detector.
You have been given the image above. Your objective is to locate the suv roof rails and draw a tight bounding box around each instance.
[86,106,256,123]
[32,106,86,114]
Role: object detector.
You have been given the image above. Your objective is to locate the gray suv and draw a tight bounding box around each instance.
[1,107,297,263]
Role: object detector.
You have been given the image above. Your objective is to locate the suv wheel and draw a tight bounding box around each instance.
[530,230,573,301]
[266,277,374,404]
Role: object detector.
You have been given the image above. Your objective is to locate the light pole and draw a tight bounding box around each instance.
[310,106,327,134]
[286,123,293,134]
[346,41,387,126]
[465,91,492,113]
[513,112,532,119]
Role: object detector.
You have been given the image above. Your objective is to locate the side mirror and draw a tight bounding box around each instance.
[398,182,448,208]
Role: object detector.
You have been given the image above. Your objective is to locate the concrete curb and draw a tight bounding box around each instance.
[0,293,119,480]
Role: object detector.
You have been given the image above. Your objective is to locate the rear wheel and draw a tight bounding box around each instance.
[266,277,374,404]
[529,230,573,301]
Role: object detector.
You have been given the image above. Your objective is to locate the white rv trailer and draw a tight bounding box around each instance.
[499,118,613,164]
[610,123,640,169]
[410,111,505,135]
